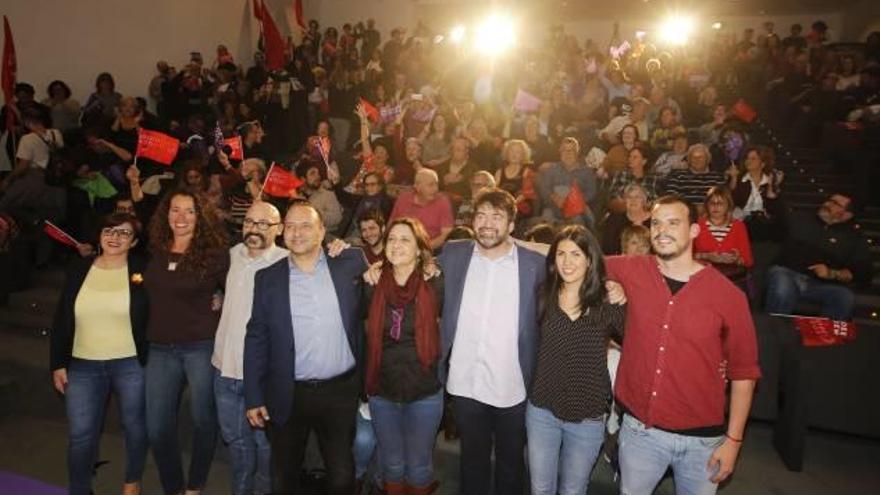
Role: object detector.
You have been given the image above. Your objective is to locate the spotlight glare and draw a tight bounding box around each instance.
[474,14,516,56]
[449,25,466,44]
[659,15,695,46]
[712,22,723,30]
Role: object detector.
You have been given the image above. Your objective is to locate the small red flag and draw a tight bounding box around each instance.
[261,163,304,198]
[43,220,79,249]
[562,181,588,218]
[794,316,858,347]
[2,16,17,130]
[252,0,263,19]
[294,0,306,30]
[359,98,380,124]
[136,129,179,165]
[224,136,244,160]
[731,99,757,124]
[261,6,286,70]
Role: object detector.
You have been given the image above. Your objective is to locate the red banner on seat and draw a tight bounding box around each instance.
[794,316,857,347]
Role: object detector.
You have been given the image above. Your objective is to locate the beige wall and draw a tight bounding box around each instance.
[1,0,872,110]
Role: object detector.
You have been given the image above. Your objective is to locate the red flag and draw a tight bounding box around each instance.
[731,99,757,123]
[43,220,79,249]
[224,136,244,160]
[794,316,857,347]
[136,129,180,165]
[252,0,263,19]
[261,6,286,70]
[261,163,304,198]
[562,181,588,218]
[359,98,380,124]
[294,0,306,30]
[2,16,17,130]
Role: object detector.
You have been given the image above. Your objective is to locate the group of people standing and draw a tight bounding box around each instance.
[50,181,760,495]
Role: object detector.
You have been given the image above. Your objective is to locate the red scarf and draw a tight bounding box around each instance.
[365,266,439,396]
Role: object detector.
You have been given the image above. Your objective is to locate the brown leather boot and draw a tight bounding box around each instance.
[384,481,406,495]
[406,480,439,495]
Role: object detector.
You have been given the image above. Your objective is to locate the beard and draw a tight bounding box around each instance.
[244,232,268,249]
[652,235,688,261]
[476,228,506,250]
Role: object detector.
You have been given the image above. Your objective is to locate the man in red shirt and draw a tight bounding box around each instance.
[606,195,761,495]
[389,169,454,249]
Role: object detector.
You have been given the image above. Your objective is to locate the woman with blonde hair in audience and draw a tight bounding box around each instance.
[495,139,538,220]
[694,186,754,291]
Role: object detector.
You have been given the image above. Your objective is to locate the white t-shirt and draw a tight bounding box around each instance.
[16,129,64,169]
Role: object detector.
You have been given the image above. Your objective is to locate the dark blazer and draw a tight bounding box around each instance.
[243,248,368,425]
[437,239,546,391]
[50,255,150,371]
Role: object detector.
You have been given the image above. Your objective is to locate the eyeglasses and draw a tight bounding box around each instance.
[243,218,281,231]
[101,227,134,239]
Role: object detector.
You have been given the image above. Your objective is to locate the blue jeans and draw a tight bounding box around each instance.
[765,265,856,320]
[214,369,272,495]
[146,341,217,494]
[526,402,606,495]
[369,390,443,487]
[353,405,380,482]
[619,414,724,495]
[65,357,147,495]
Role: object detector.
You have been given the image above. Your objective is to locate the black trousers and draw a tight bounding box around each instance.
[453,395,527,495]
[268,370,360,495]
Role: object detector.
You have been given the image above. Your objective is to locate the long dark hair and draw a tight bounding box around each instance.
[148,189,229,279]
[382,217,433,271]
[541,225,607,319]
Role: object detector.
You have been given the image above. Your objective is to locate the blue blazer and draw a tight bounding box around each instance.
[243,248,368,425]
[437,240,546,391]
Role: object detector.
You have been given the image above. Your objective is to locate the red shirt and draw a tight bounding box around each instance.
[389,191,454,239]
[606,255,762,430]
[694,218,754,268]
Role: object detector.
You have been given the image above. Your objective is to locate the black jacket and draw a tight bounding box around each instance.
[50,255,150,371]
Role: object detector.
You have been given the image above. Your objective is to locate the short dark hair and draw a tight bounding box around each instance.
[472,187,517,224]
[99,212,142,238]
[47,80,72,99]
[286,198,324,226]
[524,223,556,244]
[14,83,35,96]
[358,208,386,230]
[447,225,475,240]
[653,194,698,224]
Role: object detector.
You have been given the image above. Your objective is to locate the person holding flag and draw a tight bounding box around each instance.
[537,137,599,227]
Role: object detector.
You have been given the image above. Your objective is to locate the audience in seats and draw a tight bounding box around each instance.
[765,194,873,320]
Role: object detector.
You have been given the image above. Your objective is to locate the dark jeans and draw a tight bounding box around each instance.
[369,390,444,487]
[66,357,147,495]
[268,369,359,495]
[765,265,856,320]
[453,395,527,495]
[145,341,218,494]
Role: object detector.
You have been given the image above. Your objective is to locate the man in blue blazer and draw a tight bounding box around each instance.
[438,188,547,495]
[243,200,368,495]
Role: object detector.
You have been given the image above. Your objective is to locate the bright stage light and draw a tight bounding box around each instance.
[659,15,695,45]
[473,14,517,56]
[449,25,466,44]
[712,22,723,30]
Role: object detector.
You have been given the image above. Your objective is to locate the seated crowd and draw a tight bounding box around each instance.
[0,14,874,495]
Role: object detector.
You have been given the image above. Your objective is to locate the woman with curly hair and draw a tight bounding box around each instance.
[143,190,230,495]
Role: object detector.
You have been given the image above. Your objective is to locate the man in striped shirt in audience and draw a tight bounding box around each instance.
[664,144,728,217]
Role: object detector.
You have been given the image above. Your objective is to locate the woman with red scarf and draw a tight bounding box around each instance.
[365,217,443,495]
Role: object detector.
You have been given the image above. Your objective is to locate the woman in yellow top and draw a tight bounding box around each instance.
[50,212,149,495]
